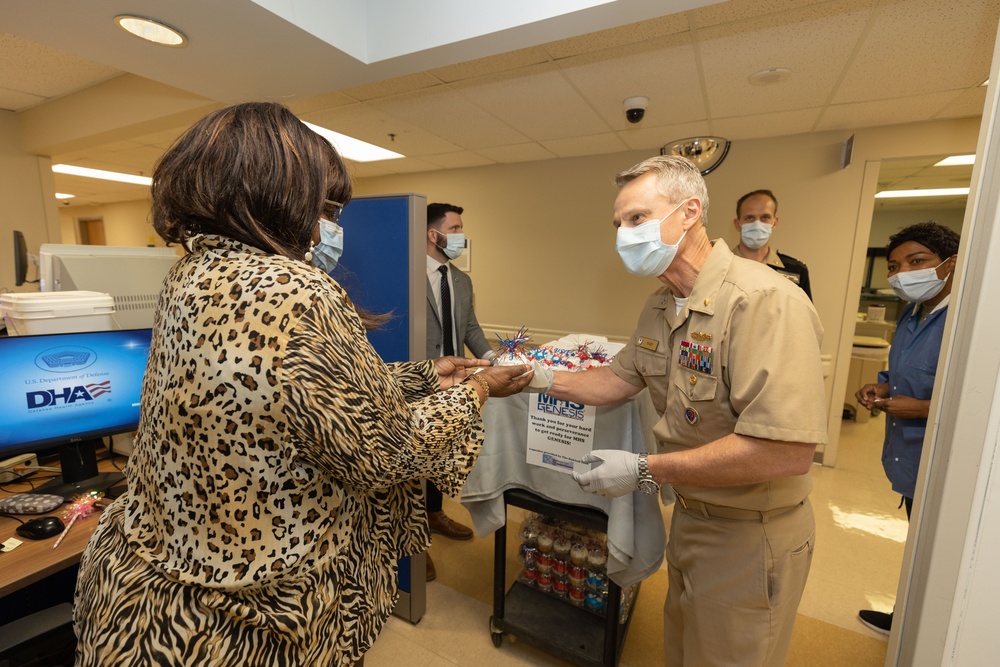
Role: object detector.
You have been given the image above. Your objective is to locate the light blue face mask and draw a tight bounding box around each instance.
[309,218,344,274]
[740,220,772,250]
[887,257,952,303]
[434,229,466,260]
[615,199,688,277]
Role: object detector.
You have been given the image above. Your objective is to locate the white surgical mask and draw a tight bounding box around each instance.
[740,220,772,250]
[616,199,689,277]
[309,218,344,274]
[887,258,952,303]
[435,230,466,260]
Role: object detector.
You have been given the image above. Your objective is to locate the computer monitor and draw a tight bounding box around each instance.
[38,244,179,330]
[0,328,152,498]
[13,230,29,286]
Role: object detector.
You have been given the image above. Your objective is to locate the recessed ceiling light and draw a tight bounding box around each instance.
[52,164,153,186]
[54,193,75,200]
[114,15,187,47]
[934,155,975,166]
[748,67,791,86]
[874,187,970,199]
[303,122,404,162]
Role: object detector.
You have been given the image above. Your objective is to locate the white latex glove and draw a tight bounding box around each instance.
[572,450,640,498]
[524,360,554,393]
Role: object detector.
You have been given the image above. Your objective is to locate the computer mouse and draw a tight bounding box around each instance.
[15,516,65,540]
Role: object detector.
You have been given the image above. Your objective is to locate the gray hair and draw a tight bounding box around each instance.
[615,155,710,224]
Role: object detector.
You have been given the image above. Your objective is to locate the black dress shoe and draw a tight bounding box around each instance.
[428,511,473,541]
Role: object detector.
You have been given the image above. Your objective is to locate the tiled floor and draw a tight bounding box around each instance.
[366,413,903,666]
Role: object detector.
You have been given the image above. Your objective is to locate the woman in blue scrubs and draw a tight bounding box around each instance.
[854,221,960,634]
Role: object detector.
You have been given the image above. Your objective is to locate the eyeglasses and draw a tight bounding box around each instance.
[323,199,344,224]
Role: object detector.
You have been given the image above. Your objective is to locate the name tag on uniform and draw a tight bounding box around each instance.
[636,337,659,352]
[679,340,713,374]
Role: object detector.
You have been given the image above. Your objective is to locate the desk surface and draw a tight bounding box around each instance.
[0,456,124,598]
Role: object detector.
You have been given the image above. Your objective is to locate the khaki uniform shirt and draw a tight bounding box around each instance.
[612,241,827,511]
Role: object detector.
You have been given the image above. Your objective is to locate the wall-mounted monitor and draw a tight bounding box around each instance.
[39,244,179,330]
[0,328,152,498]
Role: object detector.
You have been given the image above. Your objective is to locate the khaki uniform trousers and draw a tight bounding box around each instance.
[664,498,814,667]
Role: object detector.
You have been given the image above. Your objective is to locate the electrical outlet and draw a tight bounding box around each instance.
[0,453,39,483]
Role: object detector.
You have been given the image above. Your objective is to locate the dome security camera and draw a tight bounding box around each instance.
[624,96,649,124]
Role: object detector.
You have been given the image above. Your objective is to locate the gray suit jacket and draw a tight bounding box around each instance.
[426,265,491,359]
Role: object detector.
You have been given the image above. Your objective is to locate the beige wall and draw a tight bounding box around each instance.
[0,110,61,294]
[56,198,162,248]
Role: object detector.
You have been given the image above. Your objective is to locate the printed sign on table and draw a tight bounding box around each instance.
[525,393,596,475]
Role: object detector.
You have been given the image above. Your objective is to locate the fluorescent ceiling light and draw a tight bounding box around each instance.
[52,164,153,186]
[54,193,75,200]
[303,122,404,162]
[115,15,187,47]
[875,187,970,199]
[934,155,975,166]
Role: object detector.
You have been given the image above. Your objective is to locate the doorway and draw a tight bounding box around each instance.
[77,217,106,245]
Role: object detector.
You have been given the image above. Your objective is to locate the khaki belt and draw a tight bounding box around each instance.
[674,492,801,523]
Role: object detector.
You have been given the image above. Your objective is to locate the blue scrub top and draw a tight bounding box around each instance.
[877,301,947,498]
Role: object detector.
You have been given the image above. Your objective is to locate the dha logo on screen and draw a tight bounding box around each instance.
[26,381,112,409]
[34,346,98,373]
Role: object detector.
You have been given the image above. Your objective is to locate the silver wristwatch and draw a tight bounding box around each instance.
[637,453,659,495]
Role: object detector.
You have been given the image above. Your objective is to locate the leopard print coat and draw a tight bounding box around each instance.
[75,235,484,666]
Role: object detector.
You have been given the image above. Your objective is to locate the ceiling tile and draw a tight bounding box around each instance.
[454,63,610,141]
[712,107,822,139]
[933,87,989,120]
[560,33,706,130]
[0,86,44,111]
[302,102,463,155]
[698,0,877,118]
[366,88,530,149]
[540,132,630,157]
[337,72,445,101]
[688,0,839,28]
[420,152,497,169]
[542,13,689,59]
[476,142,558,163]
[287,91,360,114]
[833,0,1000,104]
[0,33,119,104]
[816,91,961,132]
[429,47,552,83]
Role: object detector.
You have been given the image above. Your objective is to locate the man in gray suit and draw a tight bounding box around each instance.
[424,202,494,581]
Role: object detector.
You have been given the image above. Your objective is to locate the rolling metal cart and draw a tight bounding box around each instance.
[489,488,639,667]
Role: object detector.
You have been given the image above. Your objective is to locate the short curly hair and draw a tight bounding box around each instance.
[886,221,960,260]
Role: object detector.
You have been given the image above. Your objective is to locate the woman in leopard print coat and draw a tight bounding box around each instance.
[73,102,531,666]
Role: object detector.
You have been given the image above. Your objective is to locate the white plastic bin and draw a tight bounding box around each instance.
[0,291,116,335]
[843,335,891,423]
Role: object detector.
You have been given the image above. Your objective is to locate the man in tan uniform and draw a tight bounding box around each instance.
[532,155,827,666]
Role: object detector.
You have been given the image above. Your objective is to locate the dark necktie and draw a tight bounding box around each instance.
[439,265,454,356]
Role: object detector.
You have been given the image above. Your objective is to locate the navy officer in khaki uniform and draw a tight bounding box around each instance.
[530,155,827,666]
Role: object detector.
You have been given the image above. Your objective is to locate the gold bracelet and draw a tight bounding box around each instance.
[466,372,490,401]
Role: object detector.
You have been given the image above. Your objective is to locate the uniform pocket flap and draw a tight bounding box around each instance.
[636,350,668,377]
[673,371,718,401]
